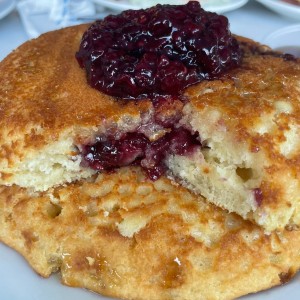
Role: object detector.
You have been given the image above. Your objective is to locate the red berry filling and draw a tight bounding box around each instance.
[253,188,263,206]
[82,127,200,180]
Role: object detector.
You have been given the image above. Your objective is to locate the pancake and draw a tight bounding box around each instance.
[0,24,151,191]
[0,18,299,232]
[167,38,300,232]
[1,166,300,300]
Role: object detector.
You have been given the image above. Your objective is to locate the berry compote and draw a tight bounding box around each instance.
[82,127,200,180]
[76,1,242,179]
[76,1,241,100]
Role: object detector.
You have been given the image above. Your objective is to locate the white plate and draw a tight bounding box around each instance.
[1,1,299,299]
[92,0,249,13]
[256,0,300,20]
[1,239,300,300]
[263,24,300,56]
[0,0,15,20]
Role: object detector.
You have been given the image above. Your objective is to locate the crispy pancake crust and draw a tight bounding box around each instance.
[0,24,150,137]
[1,167,300,300]
[0,25,299,231]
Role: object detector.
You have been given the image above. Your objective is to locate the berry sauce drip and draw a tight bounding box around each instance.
[76,1,241,100]
[253,188,263,206]
[83,127,200,180]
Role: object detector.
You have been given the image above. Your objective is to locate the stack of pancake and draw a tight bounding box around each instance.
[0,18,300,300]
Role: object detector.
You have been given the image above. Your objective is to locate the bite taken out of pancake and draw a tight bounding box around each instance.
[0,3,299,233]
[1,167,300,300]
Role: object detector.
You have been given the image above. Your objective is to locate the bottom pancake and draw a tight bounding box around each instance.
[0,167,300,300]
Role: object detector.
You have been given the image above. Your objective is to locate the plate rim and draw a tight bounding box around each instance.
[92,0,249,13]
[256,0,300,16]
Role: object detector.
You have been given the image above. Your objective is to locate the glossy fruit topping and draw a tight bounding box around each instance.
[76,1,241,100]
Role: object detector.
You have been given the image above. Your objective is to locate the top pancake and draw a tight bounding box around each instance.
[0,25,299,231]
